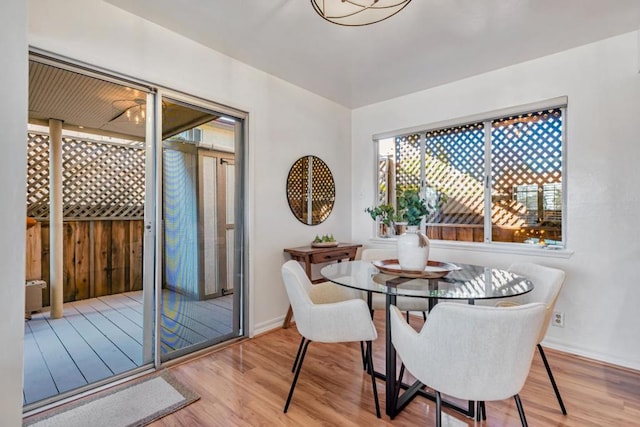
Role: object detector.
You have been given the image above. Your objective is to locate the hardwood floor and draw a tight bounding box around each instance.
[152,313,640,426]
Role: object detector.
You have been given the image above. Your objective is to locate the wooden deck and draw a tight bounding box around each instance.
[23,290,233,406]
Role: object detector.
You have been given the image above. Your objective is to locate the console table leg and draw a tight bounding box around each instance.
[283,305,293,328]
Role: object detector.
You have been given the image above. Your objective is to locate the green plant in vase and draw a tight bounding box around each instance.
[397,190,429,226]
[398,188,447,226]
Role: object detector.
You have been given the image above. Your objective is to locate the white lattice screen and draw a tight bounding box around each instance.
[27,132,145,220]
[378,107,564,244]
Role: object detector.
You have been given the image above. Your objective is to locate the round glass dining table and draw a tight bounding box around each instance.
[320,260,533,303]
[320,260,534,419]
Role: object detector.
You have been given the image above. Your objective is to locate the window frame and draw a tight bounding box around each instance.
[371,97,569,252]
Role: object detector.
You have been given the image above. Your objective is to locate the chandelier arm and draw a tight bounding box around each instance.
[343,0,411,10]
[311,0,412,26]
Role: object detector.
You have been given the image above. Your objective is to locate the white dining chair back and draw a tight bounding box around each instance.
[361,248,430,315]
[503,262,566,343]
[390,302,546,425]
[282,260,377,343]
[497,262,568,415]
[281,260,381,417]
[360,248,397,263]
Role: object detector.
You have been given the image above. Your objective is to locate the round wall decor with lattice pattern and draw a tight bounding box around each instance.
[286,155,335,225]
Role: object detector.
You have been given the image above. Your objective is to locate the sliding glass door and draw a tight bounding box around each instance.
[158,95,244,361]
[24,56,246,410]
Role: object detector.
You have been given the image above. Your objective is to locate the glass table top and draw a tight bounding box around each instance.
[320,260,533,301]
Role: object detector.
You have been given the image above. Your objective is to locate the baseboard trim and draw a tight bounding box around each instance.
[253,316,286,336]
[542,338,640,372]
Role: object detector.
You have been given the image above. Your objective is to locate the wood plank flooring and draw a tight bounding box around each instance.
[23,291,233,406]
[151,313,640,426]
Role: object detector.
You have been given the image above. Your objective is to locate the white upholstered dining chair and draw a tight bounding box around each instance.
[390,302,546,427]
[281,260,381,417]
[360,248,430,321]
[495,262,568,414]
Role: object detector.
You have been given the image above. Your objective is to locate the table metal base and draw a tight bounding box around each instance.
[373,370,475,419]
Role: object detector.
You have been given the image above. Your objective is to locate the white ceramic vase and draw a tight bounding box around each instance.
[397,225,430,270]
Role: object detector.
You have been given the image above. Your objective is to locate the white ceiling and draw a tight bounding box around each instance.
[105,0,640,108]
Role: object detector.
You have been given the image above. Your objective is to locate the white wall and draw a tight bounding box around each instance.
[0,0,28,425]
[352,31,640,370]
[28,0,352,333]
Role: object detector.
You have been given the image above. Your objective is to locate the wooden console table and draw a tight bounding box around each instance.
[282,243,362,328]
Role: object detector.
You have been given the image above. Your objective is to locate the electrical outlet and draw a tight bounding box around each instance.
[552,311,565,327]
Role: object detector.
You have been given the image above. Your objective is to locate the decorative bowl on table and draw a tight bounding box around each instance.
[372,259,460,279]
[311,234,338,247]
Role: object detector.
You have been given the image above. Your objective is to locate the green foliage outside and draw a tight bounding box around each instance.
[364,203,395,226]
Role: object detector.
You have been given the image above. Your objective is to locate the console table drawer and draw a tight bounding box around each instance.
[311,249,357,263]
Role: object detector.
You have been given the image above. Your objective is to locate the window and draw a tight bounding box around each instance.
[374,102,565,247]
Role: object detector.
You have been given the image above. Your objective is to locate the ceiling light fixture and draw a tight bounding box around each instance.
[311,0,412,26]
[111,99,146,125]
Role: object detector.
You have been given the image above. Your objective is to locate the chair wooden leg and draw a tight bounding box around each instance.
[435,391,442,427]
[422,311,427,322]
[292,336,306,373]
[480,400,486,420]
[405,311,410,322]
[284,339,311,413]
[366,340,381,418]
[538,344,567,415]
[514,394,528,427]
